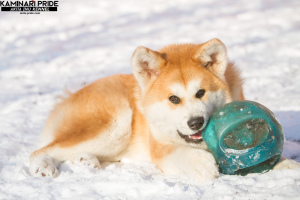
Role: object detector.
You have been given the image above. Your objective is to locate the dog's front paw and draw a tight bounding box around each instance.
[192,150,219,182]
[73,153,101,169]
[30,155,58,178]
[273,156,300,170]
[159,148,219,183]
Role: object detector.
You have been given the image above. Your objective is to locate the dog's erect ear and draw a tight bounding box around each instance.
[131,46,167,90]
[193,38,228,80]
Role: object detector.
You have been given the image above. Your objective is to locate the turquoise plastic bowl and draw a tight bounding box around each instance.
[203,101,284,175]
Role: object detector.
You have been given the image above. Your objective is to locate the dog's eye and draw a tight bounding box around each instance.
[169,95,181,104]
[203,62,211,68]
[196,89,205,98]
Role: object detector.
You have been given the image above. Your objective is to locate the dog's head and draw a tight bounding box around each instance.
[131,39,233,149]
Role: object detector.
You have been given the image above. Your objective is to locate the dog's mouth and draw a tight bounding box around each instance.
[177,130,203,144]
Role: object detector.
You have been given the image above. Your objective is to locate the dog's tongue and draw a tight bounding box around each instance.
[190,131,202,140]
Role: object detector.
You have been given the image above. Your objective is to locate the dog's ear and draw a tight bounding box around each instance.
[131,46,167,90]
[193,38,228,80]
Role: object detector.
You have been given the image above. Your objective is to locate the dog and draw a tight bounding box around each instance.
[29,38,299,182]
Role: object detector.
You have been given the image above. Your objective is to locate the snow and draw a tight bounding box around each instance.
[1,0,300,199]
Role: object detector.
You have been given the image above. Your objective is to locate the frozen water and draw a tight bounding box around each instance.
[1,0,300,199]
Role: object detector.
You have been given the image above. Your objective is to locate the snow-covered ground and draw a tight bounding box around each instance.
[1,0,300,199]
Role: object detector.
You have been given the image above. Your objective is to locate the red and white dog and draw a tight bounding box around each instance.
[29,39,299,182]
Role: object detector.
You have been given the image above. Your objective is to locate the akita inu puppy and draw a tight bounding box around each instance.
[29,38,299,182]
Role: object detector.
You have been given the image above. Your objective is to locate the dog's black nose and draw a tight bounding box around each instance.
[187,117,204,130]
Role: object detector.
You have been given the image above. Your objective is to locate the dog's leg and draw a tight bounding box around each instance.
[273,156,300,170]
[29,75,137,178]
[72,153,101,169]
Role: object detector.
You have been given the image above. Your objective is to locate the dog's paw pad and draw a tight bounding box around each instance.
[73,153,101,169]
[30,158,58,178]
